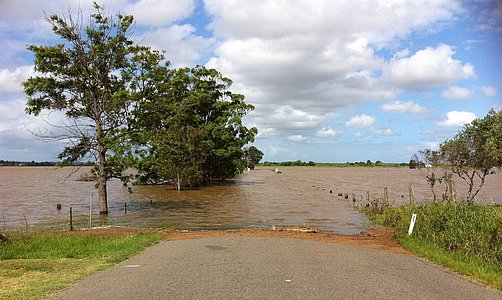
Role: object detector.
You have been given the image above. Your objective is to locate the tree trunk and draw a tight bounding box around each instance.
[96,123,108,214]
[176,172,181,191]
[431,184,437,203]
[470,170,488,202]
[97,146,108,214]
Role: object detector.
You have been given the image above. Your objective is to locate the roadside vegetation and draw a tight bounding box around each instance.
[364,203,501,291]
[0,230,162,299]
[363,110,502,291]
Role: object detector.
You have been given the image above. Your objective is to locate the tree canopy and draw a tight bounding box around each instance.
[131,66,257,190]
[23,4,259,207]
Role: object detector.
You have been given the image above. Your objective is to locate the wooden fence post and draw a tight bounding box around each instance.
[69,207,73,231]
[383,187,389,208]
[409,183,416,206]
[448,177,456,203]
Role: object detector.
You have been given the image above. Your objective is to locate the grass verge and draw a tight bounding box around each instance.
[0,230,163,300]
[364,203,502,291]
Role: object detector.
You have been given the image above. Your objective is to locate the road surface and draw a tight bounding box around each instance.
[52,237,501,299]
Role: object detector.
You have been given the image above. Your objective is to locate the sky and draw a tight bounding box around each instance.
[0,0,501,163]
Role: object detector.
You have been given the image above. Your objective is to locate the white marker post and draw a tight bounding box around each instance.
[408,213,417,235]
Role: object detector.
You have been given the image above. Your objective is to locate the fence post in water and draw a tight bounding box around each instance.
[366,191,370,206]
[409,183,416,206]
[124,202,127,214]
[69,207,73,231]
[383,187,389,208]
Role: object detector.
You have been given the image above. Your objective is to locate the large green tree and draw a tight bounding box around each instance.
[23,4,156,213]
[132,66,257,189]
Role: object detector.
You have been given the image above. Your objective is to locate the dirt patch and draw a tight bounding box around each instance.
[161,226,411,256]
[57,225,410,256]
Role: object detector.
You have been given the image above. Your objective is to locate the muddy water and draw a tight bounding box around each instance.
[0,166,501,233]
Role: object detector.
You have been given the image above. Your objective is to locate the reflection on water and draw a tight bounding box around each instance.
[0,166,500,234]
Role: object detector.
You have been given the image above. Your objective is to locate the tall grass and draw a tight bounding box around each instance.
[0,232,162,263]
[0,231,163,299]
[368,203,502,290]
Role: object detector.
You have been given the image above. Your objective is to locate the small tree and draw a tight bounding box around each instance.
[416,149,445,202]
[408,156,420,169]
[243,146,264,169]
[440,109,502,203]
[23,4,154,213]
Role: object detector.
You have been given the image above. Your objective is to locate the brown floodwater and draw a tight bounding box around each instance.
[0,166,500,234]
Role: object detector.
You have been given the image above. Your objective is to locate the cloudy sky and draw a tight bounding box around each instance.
[0,0,501,163]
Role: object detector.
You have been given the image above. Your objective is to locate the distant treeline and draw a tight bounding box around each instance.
[0,160,93,167]
[260,160,408,167]
[262,160,317,166]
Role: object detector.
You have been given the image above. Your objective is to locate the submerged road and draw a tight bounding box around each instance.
[52,237,501,300]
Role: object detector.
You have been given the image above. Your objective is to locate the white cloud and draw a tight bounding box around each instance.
[0,96,91,160]
[138,24,215,67]
[474,0,502,32]
[372,128,396,136]
[442,85,472,100]
[481,86,497,97]
[0,66,34,94]
[204,0,462,137]
[381,100,430,114]
[204,0,461,44]
[437,111,476,127]
[384,44,474,88]
[264,145,288,158]
[316,127,342,138]
[250,105,327,136]
[125,0,195,27]
[345,114,376,127]
[287,135,308,143]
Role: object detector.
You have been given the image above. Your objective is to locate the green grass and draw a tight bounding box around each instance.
[0,231,163,299]
[367,203,502,291]
[397,237,502,290]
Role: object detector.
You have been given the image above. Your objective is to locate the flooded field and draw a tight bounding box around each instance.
[0,166,501,234]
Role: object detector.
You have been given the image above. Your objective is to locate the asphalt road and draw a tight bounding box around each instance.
[52,237,501,300]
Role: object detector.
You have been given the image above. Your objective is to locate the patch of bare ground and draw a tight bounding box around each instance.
[62,225,410,256]
[164,226,411,256]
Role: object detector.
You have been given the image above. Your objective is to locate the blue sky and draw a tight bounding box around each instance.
[0,0,501,163]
